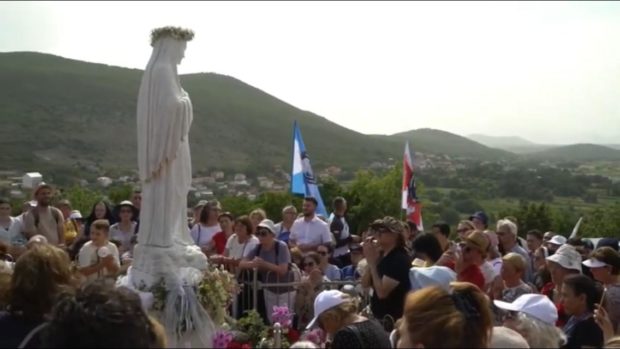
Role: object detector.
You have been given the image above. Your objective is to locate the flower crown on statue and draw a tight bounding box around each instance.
[150,26,195,46]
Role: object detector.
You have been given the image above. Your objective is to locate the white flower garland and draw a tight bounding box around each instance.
[150,26,195,46]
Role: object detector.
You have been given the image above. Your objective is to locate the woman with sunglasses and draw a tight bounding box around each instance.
[306,290,390,349]
[240,219,296,324]
[109,201,137,256]
[295,252,328,330]
[317,245,342,281]
[455,230,487,291]
[190,201,226,256]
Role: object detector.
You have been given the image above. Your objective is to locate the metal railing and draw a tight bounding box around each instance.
[234,268,369,327]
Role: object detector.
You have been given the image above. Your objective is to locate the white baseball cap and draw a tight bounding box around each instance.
[548,235,567,246]
[546,244,582,273]
[306,290,348,329]
[494,294,558,325]
[583,258,607,269]
[409,266,456,292]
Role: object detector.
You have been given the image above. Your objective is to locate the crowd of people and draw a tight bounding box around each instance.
[0,181,620,348]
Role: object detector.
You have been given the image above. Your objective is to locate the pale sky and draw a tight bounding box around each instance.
[1,1,619,144]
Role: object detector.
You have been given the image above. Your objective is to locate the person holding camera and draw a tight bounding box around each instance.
[361,217,412,330]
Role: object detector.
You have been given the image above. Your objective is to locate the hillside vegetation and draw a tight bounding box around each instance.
[0,52,515,178]
[2,52,618,179]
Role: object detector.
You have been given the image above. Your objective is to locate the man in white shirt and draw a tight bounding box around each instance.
[290,197,333,253]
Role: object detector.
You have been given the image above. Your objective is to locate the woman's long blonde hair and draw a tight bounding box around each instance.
[402,281,493,348]
[318,293,360,326]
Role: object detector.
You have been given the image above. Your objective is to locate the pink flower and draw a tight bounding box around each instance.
[302,328,325,346]
[271,305,293,328]
[212,330,234,349]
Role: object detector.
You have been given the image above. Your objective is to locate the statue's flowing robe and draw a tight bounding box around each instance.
[136,38,194,248]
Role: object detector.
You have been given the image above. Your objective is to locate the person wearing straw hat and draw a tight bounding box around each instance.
[455,230,488,291]
[306,290,390,348]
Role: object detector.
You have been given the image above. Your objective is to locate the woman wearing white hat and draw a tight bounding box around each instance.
[543,244,582,327]
[306,290,390,349]
[109,201,138,256]
[494,293,566,348]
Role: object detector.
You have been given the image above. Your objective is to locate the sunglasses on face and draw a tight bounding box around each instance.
[256,230,271,237]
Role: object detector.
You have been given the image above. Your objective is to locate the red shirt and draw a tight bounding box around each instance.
[458,264,485,290]
[212,231,227,255]
[542,282,568,327]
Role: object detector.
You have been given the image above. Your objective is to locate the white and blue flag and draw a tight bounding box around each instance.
[291,121,327,217]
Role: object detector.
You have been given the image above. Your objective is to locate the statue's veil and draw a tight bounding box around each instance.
[136,37,187,184]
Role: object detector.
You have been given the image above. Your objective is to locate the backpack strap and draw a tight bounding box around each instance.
[33,208,60,228]
[51,208,60,225]
[32,209,40,228]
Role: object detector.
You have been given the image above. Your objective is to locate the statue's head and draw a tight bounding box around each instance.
[150,26,194,65]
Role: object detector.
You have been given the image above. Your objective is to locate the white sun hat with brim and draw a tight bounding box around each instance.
[306,290,348,330]
[69,210,83,219]
[409,266,456,292]
[583,258,608,269]
[494,293,558,326]
[546,244,582,273]
[257,219,277,235]
[548,235,567,246]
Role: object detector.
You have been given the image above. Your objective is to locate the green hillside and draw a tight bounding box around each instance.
[0,52,513,178]
[526,144,620,161]
[388,129,516,160]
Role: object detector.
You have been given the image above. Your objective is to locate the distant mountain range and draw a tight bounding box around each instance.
[469,134,620,160]
[0,51,619,180]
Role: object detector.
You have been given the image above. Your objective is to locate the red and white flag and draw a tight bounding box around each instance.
[402,141,423,230]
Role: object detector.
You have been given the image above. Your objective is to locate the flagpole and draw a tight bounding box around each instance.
[290,121,297,195]
[400,157,405,221]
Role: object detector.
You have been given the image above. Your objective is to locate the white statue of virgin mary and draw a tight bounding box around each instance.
[121,27,214,348]
[136,28,195,248]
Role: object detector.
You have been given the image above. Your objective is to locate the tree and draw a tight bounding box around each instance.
[60,186,104,215]
[107,184,134,205]
[345,165,405,234]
